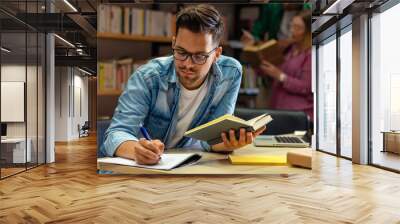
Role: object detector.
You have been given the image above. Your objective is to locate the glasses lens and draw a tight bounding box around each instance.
[192,54,207,65]
[174,50,188,61]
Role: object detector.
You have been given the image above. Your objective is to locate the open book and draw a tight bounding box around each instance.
[240,39,284,67]
[97,153,202,171]
[184,114,273,145]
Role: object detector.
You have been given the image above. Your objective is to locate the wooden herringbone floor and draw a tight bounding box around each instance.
[1,135,400,224]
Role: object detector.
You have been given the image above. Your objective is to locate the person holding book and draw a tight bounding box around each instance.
[102,4,266,165]
[258,11,313,121]
[240,4,304,47]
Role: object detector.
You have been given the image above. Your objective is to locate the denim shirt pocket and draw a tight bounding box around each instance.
[146,90,173,139]
[210,80,228,106]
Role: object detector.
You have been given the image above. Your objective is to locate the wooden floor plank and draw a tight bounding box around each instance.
[0,135,400,223]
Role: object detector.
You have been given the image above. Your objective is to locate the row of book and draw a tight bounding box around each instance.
[98,5,176,37]
[241,65,263,91]
[98,59,147,93]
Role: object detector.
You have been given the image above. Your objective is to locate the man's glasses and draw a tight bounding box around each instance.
[172,47,218,65]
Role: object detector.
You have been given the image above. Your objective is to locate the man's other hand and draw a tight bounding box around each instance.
[211,126,266,153]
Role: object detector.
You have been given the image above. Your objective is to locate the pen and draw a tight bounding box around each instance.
[140,126,152,141]
[140,126,161,161]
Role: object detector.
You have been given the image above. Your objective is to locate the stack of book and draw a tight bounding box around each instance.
[98,5,176,37]
[98,59,147,94]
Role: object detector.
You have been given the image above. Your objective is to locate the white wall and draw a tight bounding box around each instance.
[1,65,36,137]
[55,67,89,141]
[55,66,69,141]
[1,64,46,163]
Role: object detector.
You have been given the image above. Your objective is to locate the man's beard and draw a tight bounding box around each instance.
[178,66,198,81]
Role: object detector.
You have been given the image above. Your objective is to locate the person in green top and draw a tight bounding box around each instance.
[252,4,284,42]
[241,3,311,46]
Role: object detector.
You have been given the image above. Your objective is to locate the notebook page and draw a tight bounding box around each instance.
[98,153,200,170]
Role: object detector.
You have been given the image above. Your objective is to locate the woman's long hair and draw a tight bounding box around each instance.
[296,10,312,52]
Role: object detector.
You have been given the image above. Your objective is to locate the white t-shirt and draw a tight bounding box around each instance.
[166,78,209,148]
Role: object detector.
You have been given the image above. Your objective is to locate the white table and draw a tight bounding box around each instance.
[98,145,312,175]
[1,138,31,163]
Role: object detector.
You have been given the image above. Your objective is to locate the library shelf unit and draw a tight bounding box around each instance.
[97,33,173,97]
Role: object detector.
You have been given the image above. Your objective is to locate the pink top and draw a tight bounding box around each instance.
[269,46,313,121]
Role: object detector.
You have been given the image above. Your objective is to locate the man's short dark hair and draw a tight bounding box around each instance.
[176,4,224,45]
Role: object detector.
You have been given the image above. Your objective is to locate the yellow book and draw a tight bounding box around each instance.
[229,155,287,165]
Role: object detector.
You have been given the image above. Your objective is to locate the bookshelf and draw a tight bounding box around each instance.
[97,3,178,117]
[97,4,268,119]
[97,33,172,43]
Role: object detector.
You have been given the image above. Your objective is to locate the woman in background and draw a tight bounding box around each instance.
[259,11,313,122]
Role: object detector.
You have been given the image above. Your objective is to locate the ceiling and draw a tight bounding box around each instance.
[311,0,391,43]
[0,0,97,73]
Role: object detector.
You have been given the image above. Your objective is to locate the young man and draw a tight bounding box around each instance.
[102,4,266,165]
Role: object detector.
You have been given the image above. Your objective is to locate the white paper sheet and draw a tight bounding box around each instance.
[98,153,201,170]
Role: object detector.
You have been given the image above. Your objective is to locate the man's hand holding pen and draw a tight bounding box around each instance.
[115,127,164,165]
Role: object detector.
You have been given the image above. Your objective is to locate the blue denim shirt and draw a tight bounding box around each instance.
[102,55,242,157]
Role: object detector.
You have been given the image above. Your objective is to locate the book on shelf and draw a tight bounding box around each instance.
[98,59,147,94]
[240,39,285,67]
[111,5,122,34]
[124,7,131,35]
[98,4,176,38]
[130,8,145,35]
[184,113,273,145]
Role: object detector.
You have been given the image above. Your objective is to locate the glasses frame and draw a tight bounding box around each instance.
[172,46,219,65]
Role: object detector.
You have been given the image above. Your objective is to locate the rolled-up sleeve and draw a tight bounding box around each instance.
[281,53,311,96]
[103,71,151,156]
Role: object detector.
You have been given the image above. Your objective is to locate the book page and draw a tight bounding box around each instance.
[247,114,268,126]
[185,114,246,135]
[98,153,201,170]
[247,114,273,131]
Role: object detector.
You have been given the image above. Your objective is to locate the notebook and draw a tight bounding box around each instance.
[97,153,202,171]
[184,113,273,145]
[228,154,287,165]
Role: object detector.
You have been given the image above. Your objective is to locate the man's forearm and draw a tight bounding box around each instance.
[115,140,138,159]
[103,130,139,157]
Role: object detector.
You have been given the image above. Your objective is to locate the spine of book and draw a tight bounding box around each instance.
[110,6,116,33]
[124,7,131,35]
[130,8,137,35]
[98,5,105,33]
[138,9,144,35]
[106,5,111,32]
[145,10,152,36]
[153,11,164,37]
[115,6,122,34]
[165,12,171,37]
[98,63,105,92]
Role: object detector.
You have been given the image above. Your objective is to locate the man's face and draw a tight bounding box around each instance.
[173,28,221,90]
